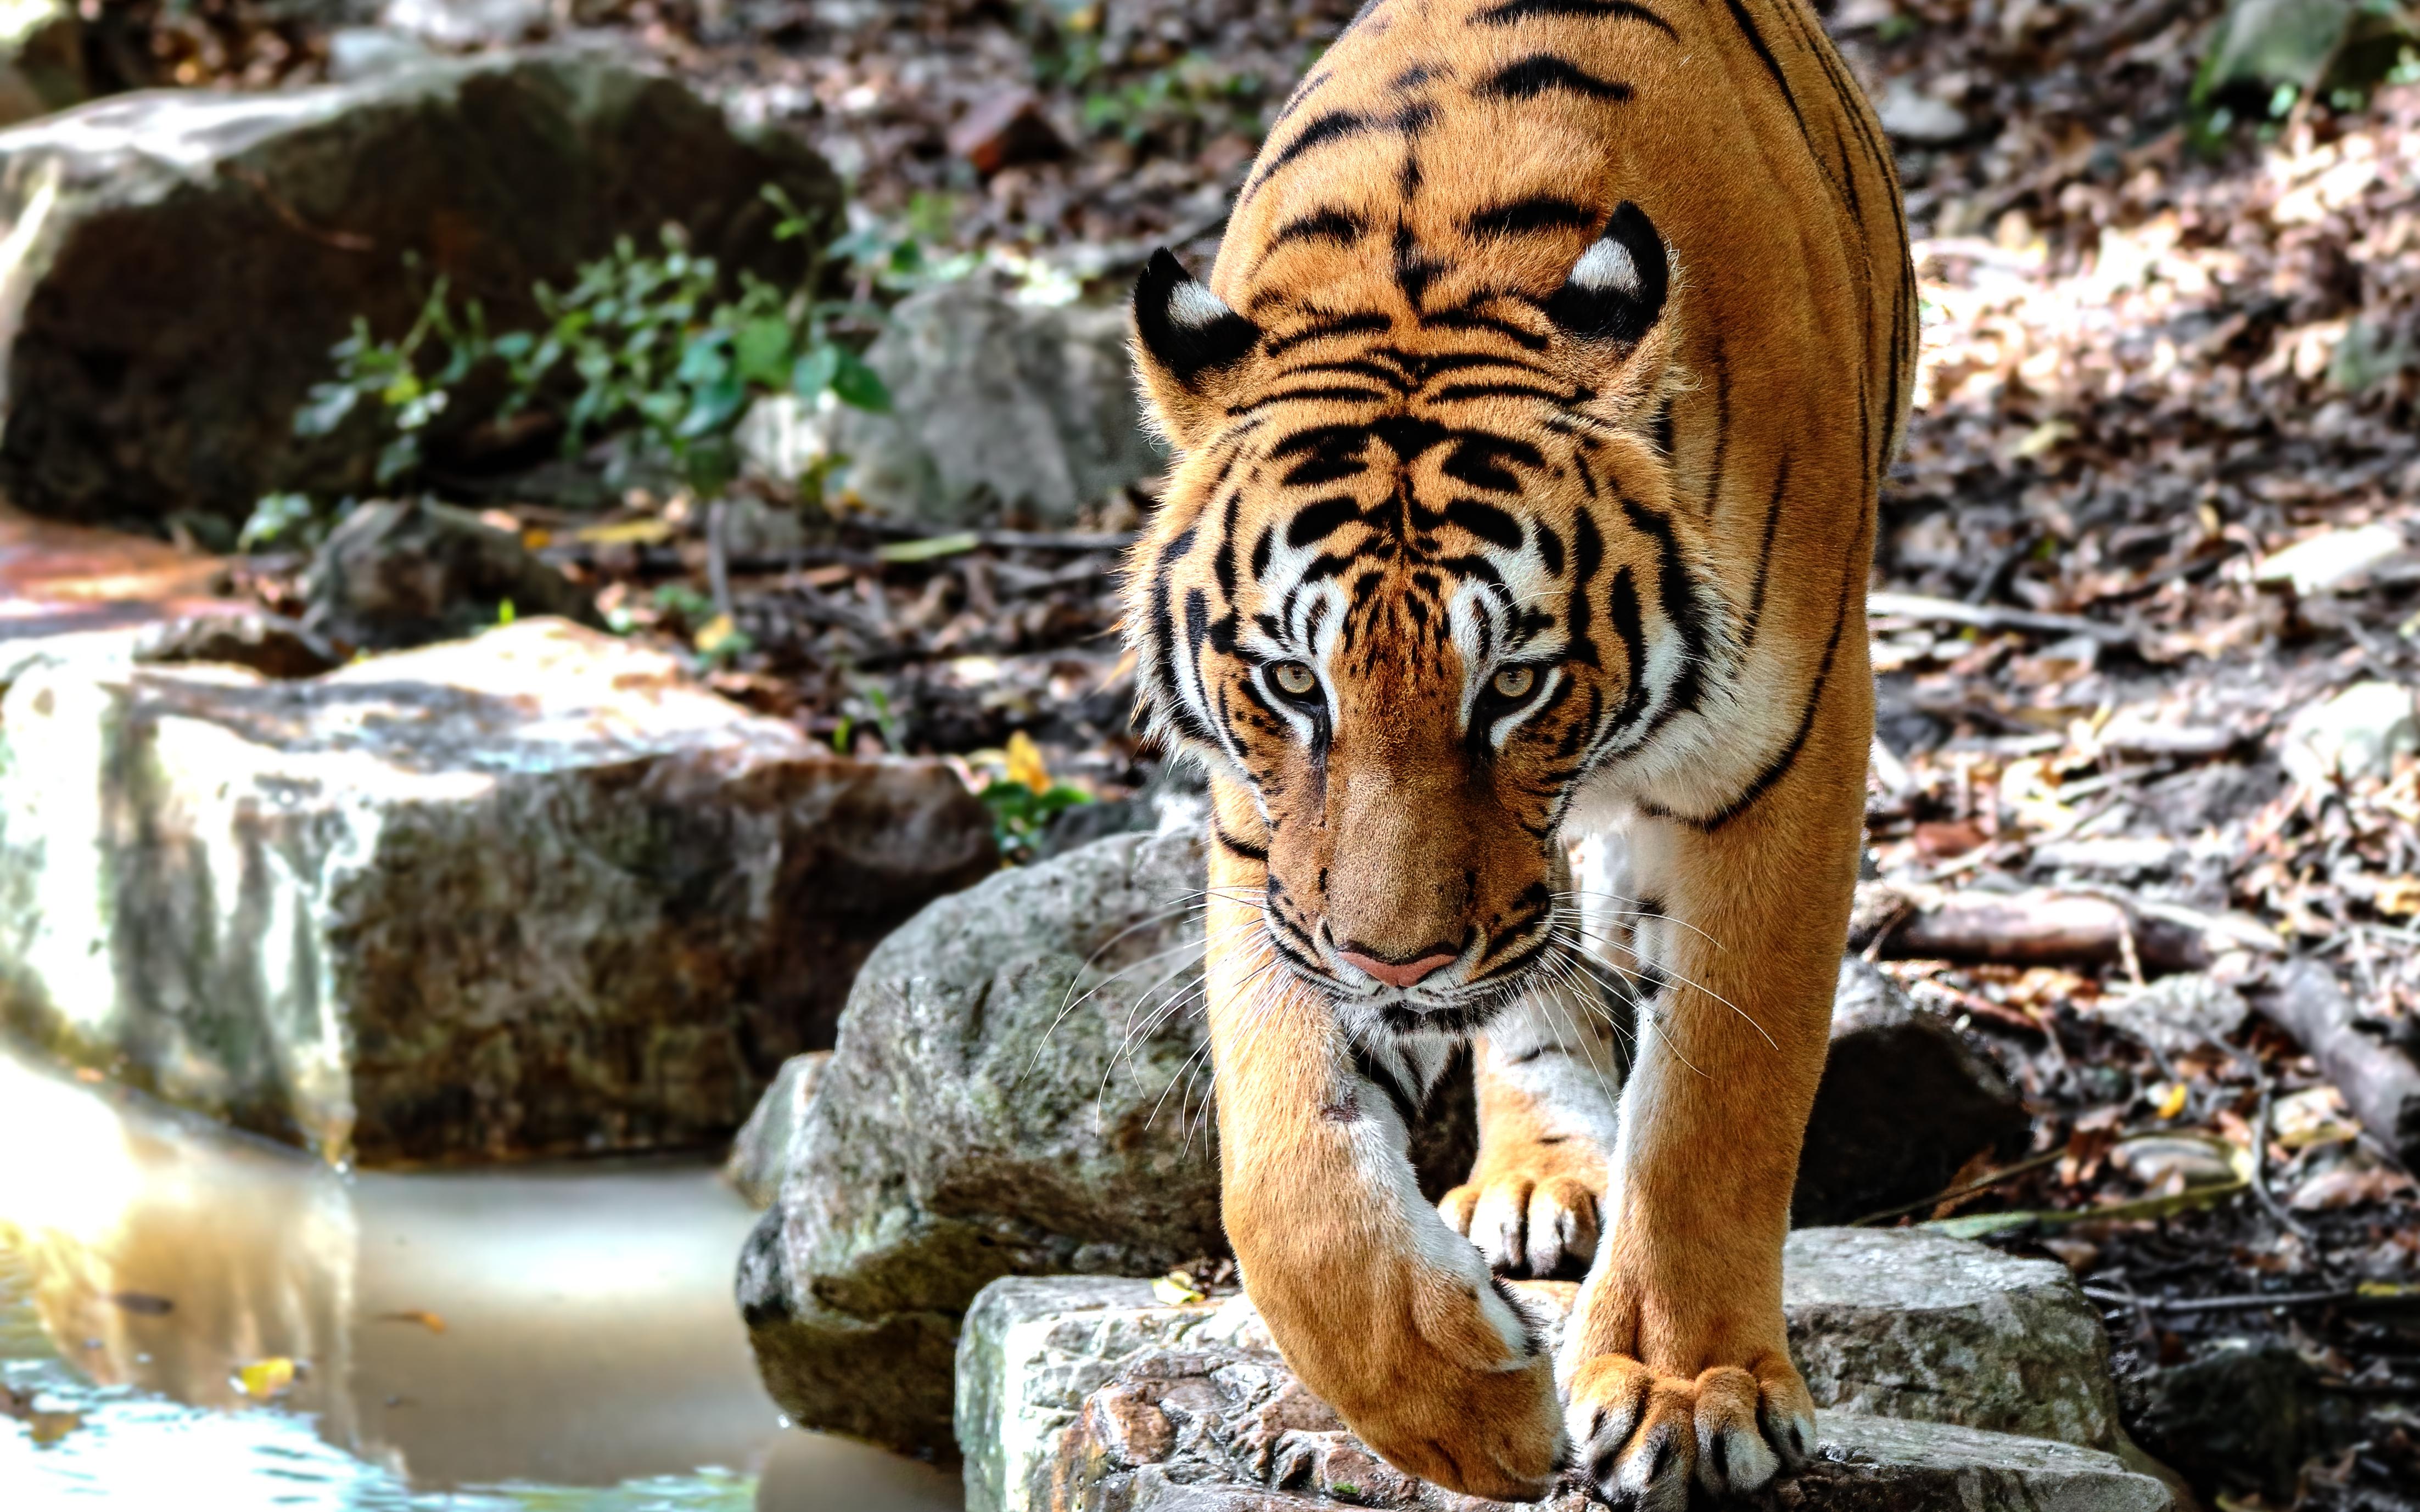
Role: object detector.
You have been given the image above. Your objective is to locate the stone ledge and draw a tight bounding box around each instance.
[959,1227,2131,1512]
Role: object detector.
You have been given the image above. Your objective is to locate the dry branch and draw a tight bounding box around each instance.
[2261,960,2420,1170]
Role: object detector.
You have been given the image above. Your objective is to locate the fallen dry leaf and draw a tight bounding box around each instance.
[373,1309,447,1335]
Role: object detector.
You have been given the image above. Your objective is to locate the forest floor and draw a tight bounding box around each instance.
[161,0,2420,1504]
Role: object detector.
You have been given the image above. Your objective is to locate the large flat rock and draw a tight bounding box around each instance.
[0,49,839,529]
[0,616,995,1163]
[959,1228,2129,1512]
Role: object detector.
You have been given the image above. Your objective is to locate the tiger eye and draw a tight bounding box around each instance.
[1271,661,1319,698]
[1492,666,1537,700]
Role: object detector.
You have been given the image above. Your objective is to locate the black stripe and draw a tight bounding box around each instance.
[1472,0,1677,40]
[1267,207,1366,252]
[1348,1041,1425,1129]
[1740,457,1788,645]
[1213,825,1268,863]
[1429,381,1577,404]
[1248,110,1374,196]
[1263,311,1392,357]
[1679,576,1849,831]
[1464,195,1600,239]
[1476,53,1632,101]
[1422,306,1551,351]
[1608,496,1708,751]
[1226,385,1393,417]
[1702,333,1730,516]
[1722,0,1825,195]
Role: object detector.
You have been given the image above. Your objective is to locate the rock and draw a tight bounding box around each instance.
[1792,959,2030,1228]
[324,26,443,83]
[300,498,600,651]
[0,0,83,128]
[2097,973,2250,1061]
[725,1049,831,1210]
[732,823,1492,1461]
[736,829,1228,1460]
[820,282,1166,528]
[2120,1337,2345,1500]
[2202,0,2362,98]
[0,50,840,529]
[961,1229,2153,1512]
[2255,522,2412,596]
[131,611,341,679]
[378,0,553,48]
[1876,81,1971,146]
[742,827,2048,1458]
[950,89,1069,176]
[2281,680,2418,786]
[0,617,996,1163]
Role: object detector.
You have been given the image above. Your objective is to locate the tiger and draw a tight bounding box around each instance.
[1118,0,1912,1503]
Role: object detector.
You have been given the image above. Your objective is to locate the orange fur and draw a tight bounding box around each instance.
[1123,0,1909,1500]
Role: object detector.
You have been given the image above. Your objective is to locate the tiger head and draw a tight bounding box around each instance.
[1125,203,1736,1040]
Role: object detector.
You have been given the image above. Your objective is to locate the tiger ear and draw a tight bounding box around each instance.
[1131,248,1262,450]
[1543,202,1669,347]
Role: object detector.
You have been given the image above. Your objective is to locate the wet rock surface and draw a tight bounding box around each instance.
[959,1231,2159,1512]
[0,49,839,529]
[0,616,994,1163]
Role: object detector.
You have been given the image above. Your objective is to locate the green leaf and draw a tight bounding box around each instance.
[789,345,839,400]
[733,318,794,388]
[831,348,893,413]
[677,376,747,440]
[293,383,361,438]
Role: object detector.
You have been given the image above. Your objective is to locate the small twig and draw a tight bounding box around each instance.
[2252,1066,2320,1242]
[1850,1144,2072,1227]
[2082,1285,2358,1315]
[1867,590,2137,648]
[705,499,735,622]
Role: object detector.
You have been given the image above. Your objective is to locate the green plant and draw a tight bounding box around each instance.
[1080,55,1264,147]
[295,186,892,502]
[980,777,1093,861]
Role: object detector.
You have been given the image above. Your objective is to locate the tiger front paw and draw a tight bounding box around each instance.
[1563,1350,1813,1510]
[1253,1255,1566,1500]
[1438,1142,1604,1279]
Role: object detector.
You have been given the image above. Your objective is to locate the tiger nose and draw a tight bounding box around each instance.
[1337,944,1460,990]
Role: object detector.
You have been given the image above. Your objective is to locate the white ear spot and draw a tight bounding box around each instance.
[1568,237,1641,297]
[1168,279,1237,329]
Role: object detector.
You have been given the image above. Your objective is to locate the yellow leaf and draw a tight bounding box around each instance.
[522,528,552,550]
[1005,731,1051,795]
[573,517,677,546]
[694,614,739,654]
[2376,876,2420,917]
[374,1309,447,1335]
[2152,1082,2189,1120]
[27,1410,81,1445]
[1152,1273,1206,1306]
[236,1357,297,1401]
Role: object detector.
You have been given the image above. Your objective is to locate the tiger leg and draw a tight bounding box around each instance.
[1558,713,1866,1507]
[1202,783,1564,1502]
[1439,856,1626,1280]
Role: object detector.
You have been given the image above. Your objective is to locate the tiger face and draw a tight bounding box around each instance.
[1126,205,1735,1043]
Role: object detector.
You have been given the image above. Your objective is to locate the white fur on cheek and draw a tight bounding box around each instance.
[1570,237,1642,296]
[1168,279,1236,328]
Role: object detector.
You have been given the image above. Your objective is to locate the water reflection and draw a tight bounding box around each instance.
[0,1048,960,1509]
